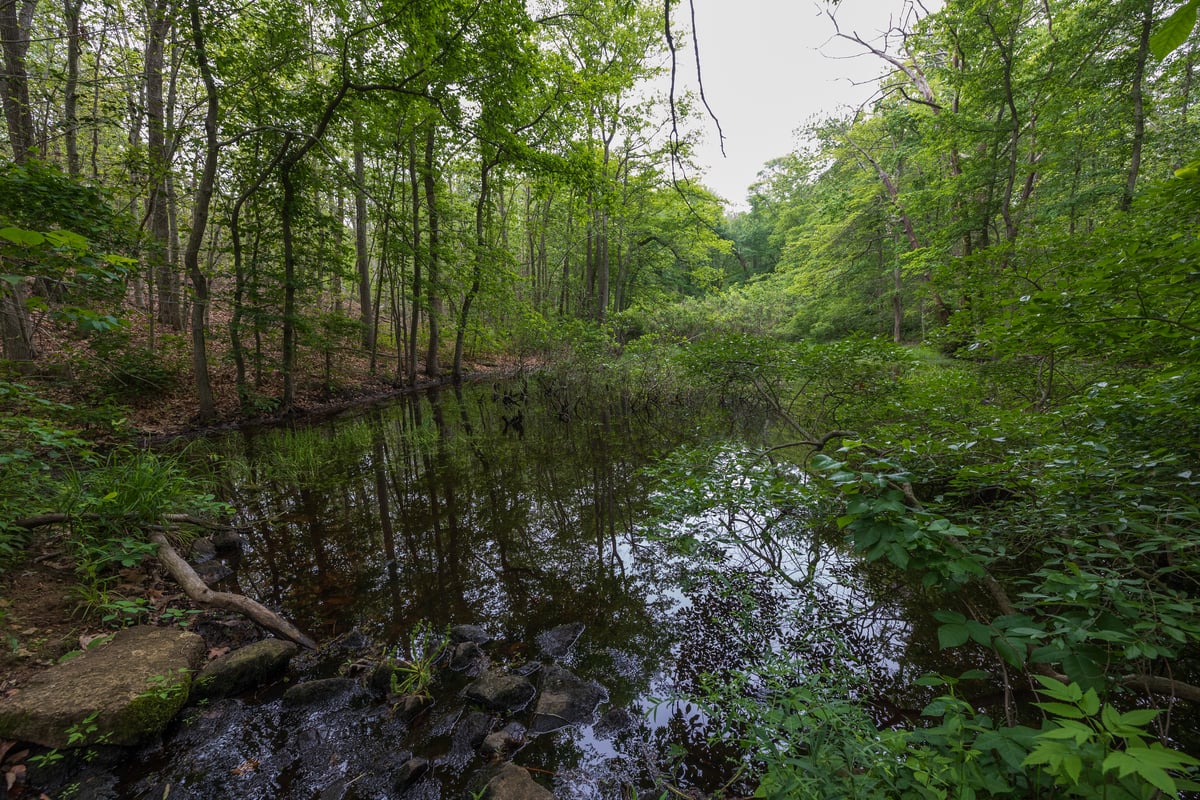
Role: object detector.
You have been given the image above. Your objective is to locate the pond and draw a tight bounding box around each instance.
[116,377,952,799]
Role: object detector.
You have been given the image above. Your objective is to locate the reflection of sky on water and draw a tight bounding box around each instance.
[190,384,932,797]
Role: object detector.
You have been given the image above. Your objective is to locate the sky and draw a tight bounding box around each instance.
[680,0,922,208]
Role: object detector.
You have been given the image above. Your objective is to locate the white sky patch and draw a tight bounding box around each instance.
[681,0,940,209]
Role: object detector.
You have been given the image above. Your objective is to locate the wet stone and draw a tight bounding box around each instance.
[444,710,496,771]
[530,666,607,735]
[450,624,492,645]
[464,671,536,712]
[192,638,299,702]
[450,641,487,673]
[481,721,527,762]
[536,623,585,659]
[281,677,359,707]
[394,756,430,792]
[393,693,432,721]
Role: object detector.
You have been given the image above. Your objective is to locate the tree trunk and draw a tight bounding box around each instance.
[185,0,218,423]
[0,281,37,362]
[281,164,298,408]
[63,0,82,176]
[354,128,374,351]
[1120,0,1153,212]
[144,0,180,330]
[0,0,37,162]
[423,123,441,378]
[407,131,421,385]
[454,157,493,380]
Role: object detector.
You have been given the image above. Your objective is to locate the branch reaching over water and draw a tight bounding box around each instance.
[149,531,317,650]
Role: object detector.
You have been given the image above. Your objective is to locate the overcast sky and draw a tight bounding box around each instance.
[680,0,924,208]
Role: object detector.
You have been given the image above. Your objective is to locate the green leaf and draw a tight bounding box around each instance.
[1151,0,1200,59]
[1034,700,1086,720]
[0,226,45,247]
[937,623,970,649]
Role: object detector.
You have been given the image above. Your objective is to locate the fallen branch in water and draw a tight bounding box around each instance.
[148,531,317,650]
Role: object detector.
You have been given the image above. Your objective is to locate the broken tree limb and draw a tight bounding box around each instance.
[149,531,317,650]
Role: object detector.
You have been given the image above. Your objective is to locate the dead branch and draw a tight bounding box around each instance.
[149,531,317,650]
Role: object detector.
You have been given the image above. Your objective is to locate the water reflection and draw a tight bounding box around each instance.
[179,380,940,797]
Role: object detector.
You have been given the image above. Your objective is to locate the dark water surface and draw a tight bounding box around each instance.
[117,379,946,799]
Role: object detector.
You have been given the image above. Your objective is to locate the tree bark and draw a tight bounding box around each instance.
[1120,0,1154,212]
[423,123,441,378]
[0,0,37,162]
[144,0,181,330]
[354,126,375,352]
[0,280,37,362]
[63,0,82,176]
[407,130,421,385]
[185,0,218,423]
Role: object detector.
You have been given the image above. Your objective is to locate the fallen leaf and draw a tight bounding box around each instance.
[231,759,258,776]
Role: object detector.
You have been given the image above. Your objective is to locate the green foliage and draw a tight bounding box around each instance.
[0,382,92,567]
[386,620,449,699]
[56,448,229,614]
[90,330,184,403]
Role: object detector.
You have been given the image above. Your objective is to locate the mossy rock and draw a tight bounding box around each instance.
[0,626,205,747]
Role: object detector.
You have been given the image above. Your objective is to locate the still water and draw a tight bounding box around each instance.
[126,378,944,799]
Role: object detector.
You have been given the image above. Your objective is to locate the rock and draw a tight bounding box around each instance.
[281,677,359,707]
[481,721,526,762]
[393,694,432,721]
[464,671,536,712]
[454,709,495,751]
[530,666,607,735]
[482,762,555,800]
[449,641,486,673]
[536,623,585,659]
[0,626,204,748]
[594,707,635,740]
[191,638,299,701]
[368,662,393,695]
[450,624,492,645]
[394,756,429,792]
[444,710,496,771]
[193,560,233,585]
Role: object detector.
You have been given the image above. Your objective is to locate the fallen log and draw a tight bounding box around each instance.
[148,531,317,650]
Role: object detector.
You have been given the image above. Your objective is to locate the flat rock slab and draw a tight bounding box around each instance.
[0,625,205,747]
[482,763,555,800]
[192,638,299,701]
[530,666,607,735]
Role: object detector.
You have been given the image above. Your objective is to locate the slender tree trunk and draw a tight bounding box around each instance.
[0,0,37,163]
[407,131,422,385]
[423,123,441,378]
[144,0,180,330]
[454,157,494,381]
[354,127,375,351]
[63,0,82,176]
[281,164,299,408]
[1120,0,1153,212]
[185,0,219,422]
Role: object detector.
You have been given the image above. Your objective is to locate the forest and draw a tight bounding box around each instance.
[2,0,1200,797]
